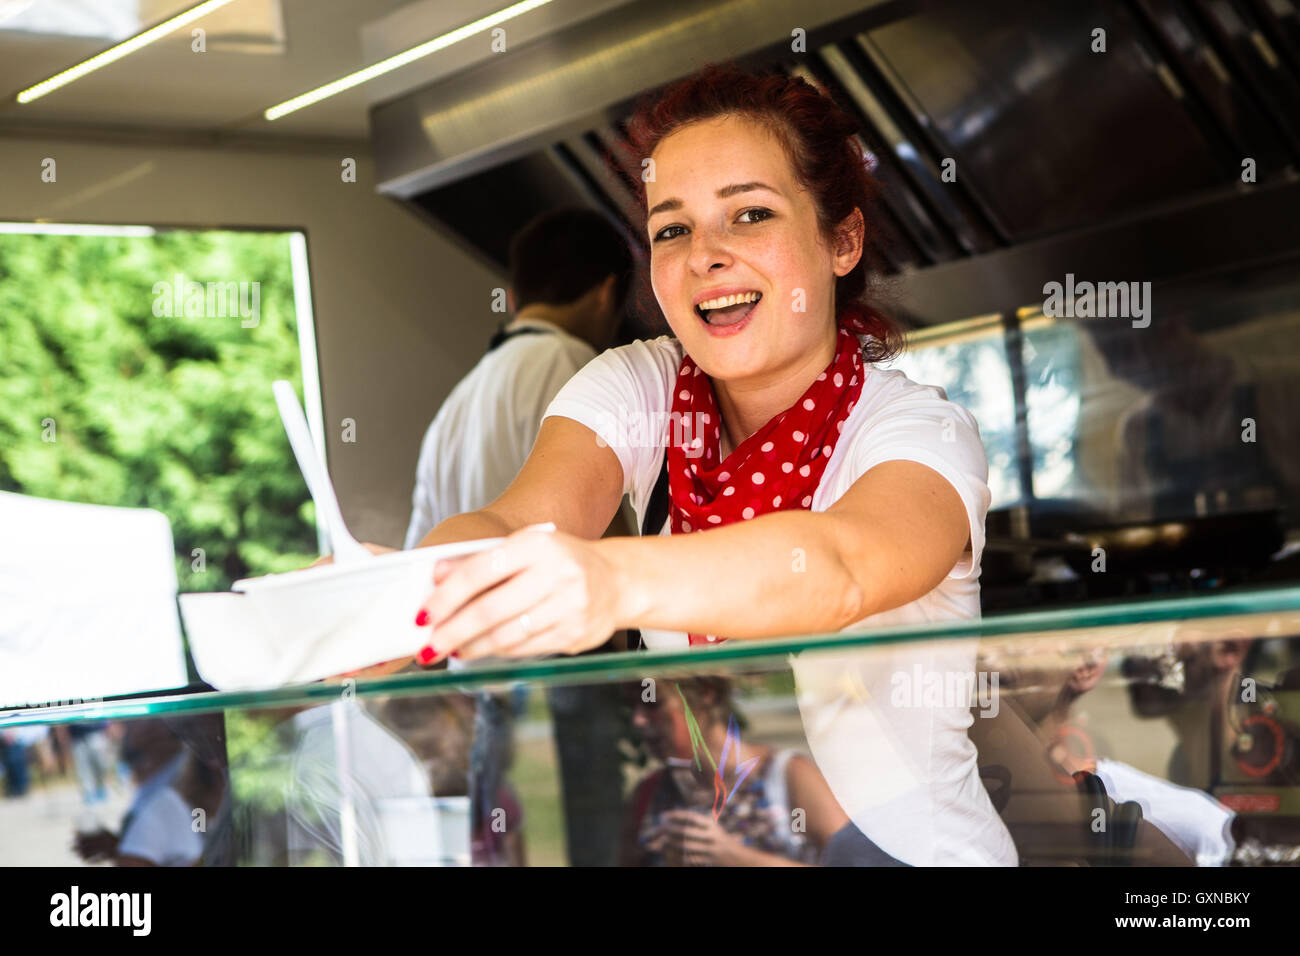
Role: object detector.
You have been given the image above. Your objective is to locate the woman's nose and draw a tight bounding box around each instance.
[687,227,733,275]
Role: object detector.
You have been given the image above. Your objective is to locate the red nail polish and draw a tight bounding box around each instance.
[415,609,429,627]
[449,650,460,660]
[418,645,440,665]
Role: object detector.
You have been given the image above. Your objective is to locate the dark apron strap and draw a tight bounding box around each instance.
[628,452,671,652]
[486,324,552,353]
[642,451,671,536]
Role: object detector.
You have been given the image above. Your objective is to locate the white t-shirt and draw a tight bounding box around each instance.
[543,334,1018,866]
[404,317,596,549]
[117,755,204,866]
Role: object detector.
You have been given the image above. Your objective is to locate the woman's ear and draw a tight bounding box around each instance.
[832,207,865,277]
[599,274,617,315]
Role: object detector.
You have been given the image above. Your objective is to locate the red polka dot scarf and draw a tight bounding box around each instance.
[666,308,873,645]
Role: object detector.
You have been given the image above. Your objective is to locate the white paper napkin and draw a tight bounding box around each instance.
[0,492,188,707]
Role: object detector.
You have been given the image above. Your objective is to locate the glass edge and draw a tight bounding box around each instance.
[4,583,1299,726]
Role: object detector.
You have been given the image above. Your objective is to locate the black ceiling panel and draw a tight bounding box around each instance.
[863,0,1226,241]
[1134,0,1294,170]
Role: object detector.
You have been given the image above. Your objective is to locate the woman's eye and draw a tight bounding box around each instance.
[653,224,687,242]
[737,207,773,224]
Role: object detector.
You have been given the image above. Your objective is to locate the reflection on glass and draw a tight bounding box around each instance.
[4,607,1300,866]
[1018,257,1300,525]
[1020,315,1084,500]
[885,314,1020,507]
[621,676,839,866]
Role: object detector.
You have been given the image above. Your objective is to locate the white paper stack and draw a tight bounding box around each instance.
[0,491,189,708]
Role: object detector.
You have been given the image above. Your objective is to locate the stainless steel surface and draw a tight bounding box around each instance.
[376,0,1300,292]
[370,0,906,198]
[892,176,1300,324]
[861,0,1226,242]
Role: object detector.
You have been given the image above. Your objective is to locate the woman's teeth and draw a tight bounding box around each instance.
[699,291,760,311]
[697,291,761,324]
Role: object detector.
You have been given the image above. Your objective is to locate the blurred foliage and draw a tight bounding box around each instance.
[225,710,294,811]
[0,230,318,591]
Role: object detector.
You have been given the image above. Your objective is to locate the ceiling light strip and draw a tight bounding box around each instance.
[15,0,237,104]
[263,0,553,121]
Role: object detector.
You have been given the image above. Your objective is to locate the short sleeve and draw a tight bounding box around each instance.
[844,376,990,580]
[118,788,203,866]
[542,337,682,518]
[403,421,441,549]
[510,334,597,461]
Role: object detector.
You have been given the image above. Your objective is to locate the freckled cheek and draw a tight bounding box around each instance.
[650,252,705,335]
[746,235,816,317]
[649,243,688,285]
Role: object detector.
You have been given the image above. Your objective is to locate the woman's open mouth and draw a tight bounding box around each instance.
[694,291,761,336]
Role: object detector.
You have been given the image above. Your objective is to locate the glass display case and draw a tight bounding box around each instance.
[5,584,1299,868]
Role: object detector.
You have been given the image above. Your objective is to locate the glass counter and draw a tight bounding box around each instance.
[4,584,1299,867]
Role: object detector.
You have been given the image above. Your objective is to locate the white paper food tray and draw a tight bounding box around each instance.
[179,539,501,690]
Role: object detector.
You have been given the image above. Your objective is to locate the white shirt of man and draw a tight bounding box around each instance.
[404,317,596,549]
[116,753,204,867]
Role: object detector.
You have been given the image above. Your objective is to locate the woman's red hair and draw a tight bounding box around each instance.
[622,62,902,363]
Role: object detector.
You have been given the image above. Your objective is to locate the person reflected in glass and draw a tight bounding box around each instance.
[72,719,208,867]
[622,678,846,866]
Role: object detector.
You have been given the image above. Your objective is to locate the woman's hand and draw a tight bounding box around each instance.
[662,810,752,866]
[414,524,624,661]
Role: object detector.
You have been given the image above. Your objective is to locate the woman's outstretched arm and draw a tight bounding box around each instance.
[416,415,625,547]
[419,446,971,658]
[603,458,969,639]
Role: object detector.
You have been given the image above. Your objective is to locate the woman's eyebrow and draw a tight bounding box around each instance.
[647,181,780,219]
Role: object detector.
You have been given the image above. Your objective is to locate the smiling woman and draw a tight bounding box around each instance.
[405,63,1017,865]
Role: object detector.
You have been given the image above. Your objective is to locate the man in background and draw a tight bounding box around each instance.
[405,208,636,866]
[404,207,633,547]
